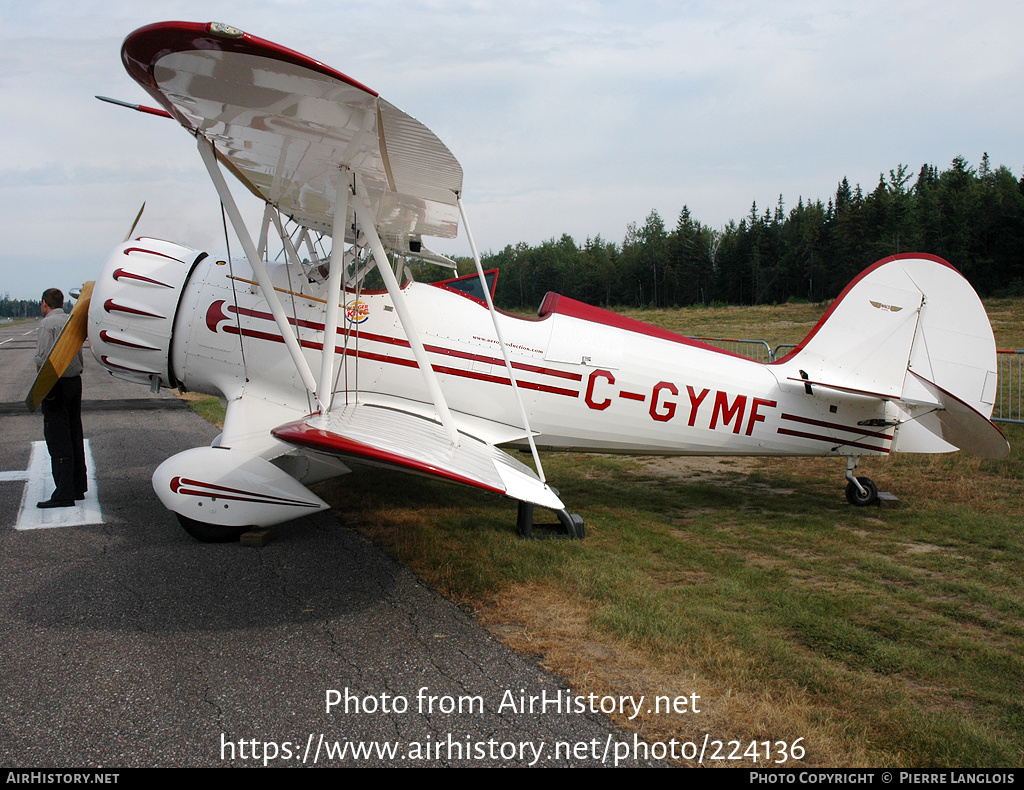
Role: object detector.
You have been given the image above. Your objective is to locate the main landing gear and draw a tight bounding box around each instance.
[176,514,250,543]
[517,499,585,539]
[844,456,879,507]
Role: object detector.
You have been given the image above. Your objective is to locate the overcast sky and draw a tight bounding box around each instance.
[2,0,1022,300]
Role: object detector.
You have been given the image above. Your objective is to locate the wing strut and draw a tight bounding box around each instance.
[458,196,547,483]
[197,137,322,406]
[257,204,273,260]
[350,188,460,447]
[318,166,351,413]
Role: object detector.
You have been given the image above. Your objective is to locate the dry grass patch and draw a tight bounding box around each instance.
[615,302,829,351]
[174,390,227,428]
[477,582,868,767]
[985,299,1024,348]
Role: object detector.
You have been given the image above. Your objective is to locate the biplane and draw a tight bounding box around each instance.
[34,21,1009,542]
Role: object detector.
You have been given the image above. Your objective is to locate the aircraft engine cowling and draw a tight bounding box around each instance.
[89,239,208,389]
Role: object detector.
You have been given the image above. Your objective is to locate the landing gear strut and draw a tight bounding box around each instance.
[844,456,879,507]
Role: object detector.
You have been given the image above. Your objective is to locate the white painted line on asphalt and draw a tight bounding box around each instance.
[12,441,103,530]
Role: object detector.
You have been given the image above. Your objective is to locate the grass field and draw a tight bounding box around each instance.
[175,390,227,428]
[312,298,1024,768]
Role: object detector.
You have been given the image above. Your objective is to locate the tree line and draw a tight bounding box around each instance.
[0,295,43,318]
[481,155,1024,310]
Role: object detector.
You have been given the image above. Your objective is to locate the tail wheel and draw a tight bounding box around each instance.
[176,513,249,543]
[845,476,879,507]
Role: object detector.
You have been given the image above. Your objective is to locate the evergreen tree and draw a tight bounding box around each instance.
[478,154,1024,309]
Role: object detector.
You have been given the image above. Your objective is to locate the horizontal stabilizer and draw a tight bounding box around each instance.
[272,405,564,510]
[784,376,896,401]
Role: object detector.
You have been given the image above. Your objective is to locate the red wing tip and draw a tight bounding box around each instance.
[122,21,379,99]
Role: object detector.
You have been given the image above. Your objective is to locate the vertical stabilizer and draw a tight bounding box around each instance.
[776,254,1007,459]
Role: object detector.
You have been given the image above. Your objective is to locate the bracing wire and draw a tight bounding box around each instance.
[221,200,249,383]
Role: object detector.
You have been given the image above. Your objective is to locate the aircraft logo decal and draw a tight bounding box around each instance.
[345,300,370,324]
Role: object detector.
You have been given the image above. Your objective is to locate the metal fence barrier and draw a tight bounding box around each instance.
[686,336,774,363]
[995,350,1023,424]
[773,344,797,361]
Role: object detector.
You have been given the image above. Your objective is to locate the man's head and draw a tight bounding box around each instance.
[41,289,63,314]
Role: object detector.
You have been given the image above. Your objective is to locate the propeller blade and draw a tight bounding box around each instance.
[25,281,94,413]
[124,202,146,242]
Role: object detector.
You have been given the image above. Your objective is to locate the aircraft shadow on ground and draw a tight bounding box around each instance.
[11,512,402,632]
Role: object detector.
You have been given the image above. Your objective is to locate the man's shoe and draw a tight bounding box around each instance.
[37,499,76,509]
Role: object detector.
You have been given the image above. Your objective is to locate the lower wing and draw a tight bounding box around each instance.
[272,404,564,510]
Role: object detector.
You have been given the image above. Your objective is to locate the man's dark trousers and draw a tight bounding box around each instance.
[41,376,86,501]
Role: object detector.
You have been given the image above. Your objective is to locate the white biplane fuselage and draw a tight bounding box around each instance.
[99,241,850,457]
[81,21,1007,540]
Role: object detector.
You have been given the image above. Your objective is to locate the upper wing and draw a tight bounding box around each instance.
[121,21,463,247]
[272,404,565,511]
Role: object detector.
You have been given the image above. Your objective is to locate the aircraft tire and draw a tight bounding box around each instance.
[845,477,879,507]
[176,513,249,543]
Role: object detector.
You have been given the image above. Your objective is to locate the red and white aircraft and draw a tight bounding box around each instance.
[72,21,1007,541]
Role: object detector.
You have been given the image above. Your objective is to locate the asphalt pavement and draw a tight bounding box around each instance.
[0,320,653,767]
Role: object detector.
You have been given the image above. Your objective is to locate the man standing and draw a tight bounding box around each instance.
[34,288,87,508]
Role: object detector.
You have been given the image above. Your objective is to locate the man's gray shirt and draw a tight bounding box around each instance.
[35,309,83,377]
